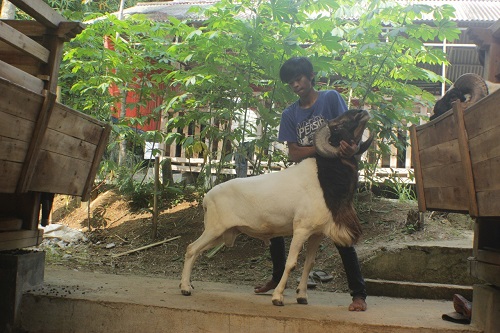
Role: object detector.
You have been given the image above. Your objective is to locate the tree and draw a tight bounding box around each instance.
[160,0,459,187]
[59,0,460,195]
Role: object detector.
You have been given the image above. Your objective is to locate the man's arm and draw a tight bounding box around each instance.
[287,142,316,163]
[288,140,359,163]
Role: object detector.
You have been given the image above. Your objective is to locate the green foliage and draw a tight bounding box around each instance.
[382,169,417,202]
[55,0,460,205]
[113,162,192,212]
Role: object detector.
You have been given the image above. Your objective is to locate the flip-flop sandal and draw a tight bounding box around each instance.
[442,312,470,324]
[312,269,334,282]
[296,273,317,288]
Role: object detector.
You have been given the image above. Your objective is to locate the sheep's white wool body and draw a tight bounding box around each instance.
[180,158,357,305]
[203,158,352,247]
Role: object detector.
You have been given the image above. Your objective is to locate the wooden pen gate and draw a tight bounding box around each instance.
[411,88,500,330]
[0,1,110,251]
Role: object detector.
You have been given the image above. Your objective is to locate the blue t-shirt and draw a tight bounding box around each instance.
[278,90,348,146]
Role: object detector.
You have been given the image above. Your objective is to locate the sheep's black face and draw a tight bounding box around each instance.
[314,109,371,158]
[328,118,358,147]
[328,109,370,146]
[431,88,465,120]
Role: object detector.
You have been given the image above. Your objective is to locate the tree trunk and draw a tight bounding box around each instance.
[118,93,127,166]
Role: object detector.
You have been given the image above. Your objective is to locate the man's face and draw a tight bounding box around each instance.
[287,74,314,98]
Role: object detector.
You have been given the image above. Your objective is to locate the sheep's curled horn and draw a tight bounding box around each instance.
[314,109,373,158]
[454,73,489,103]
[431,73,489,120]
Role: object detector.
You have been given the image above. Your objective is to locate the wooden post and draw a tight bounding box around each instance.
[453,101,479,217]
[409,125,427,213]
[152,156,159,239]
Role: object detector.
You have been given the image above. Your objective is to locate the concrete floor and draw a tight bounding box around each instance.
[19,266,482,333]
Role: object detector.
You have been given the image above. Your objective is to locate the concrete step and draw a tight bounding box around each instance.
[365,278,473,300]
[360,236,479,299]
[18,266,482,333]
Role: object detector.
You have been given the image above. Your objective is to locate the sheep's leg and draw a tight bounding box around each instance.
[296,233,322,304]
[271,230,309,306]
[180,231,224,296]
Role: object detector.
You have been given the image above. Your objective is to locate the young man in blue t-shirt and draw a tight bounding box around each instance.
[254,57,367,311]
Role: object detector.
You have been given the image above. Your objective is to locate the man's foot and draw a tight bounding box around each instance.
[348,297,367,311]
[254,279,278,293]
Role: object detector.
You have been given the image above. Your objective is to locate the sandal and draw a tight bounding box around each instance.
[296,273,317,289]
[312,269,334,282]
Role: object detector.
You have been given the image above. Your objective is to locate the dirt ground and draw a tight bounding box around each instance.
[42,189,474,294]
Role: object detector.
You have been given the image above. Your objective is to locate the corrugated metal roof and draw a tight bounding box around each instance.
[121,1,217,21]
[121,0,499,23]
[414,1,500,22]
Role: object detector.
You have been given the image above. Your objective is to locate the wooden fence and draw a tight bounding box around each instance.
[157,105,432,184]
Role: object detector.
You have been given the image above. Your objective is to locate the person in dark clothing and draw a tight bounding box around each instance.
[254,57,367,311]
[40,192,55,227]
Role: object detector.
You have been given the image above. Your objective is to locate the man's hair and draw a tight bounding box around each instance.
[279,57,315,86]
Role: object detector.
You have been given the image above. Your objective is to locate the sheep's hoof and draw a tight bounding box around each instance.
[272,299,284,306]
[181,289,192,296]
[297,297,308,305]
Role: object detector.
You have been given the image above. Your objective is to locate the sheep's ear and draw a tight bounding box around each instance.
[314,123,340,158]
[356,133,374,156]
[454,73,489,106]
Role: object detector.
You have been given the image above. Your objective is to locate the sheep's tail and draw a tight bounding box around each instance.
[328,203,362,247]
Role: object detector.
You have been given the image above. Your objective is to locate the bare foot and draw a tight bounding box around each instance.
[254,279,278,293]
[349,297,367,311]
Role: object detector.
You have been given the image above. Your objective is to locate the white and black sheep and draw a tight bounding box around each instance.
[180,109,373,306]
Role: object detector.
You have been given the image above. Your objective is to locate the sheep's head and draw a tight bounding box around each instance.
[314,109,373,158]
[431,73,489,120]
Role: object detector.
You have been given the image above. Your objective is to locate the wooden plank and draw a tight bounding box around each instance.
[1,20,47,38]
[414,111,457,150]
[170,157,205,164]
[409,125,427,212]
[418,139,461,169]
[28,150,92,196]
[8,0,66,29]
[0,232,42,251]
[0,109,35,142]
[0,160,22,193]
[56,22,85,42]
[0,59,44,93]
[476,190,500,217]
[468,127,500,165]
[470,259,500,286]
[82,124,111,201]
[50,103,107,145]
[170,164,236,175]
[42,33,64,93]
[472,157,500,192]
[3,21,84,41]
[0,136,28,163]
[0,77,43,121]
[463,89,500,139]
[454,101,479,217]
[477,249,500,266]
[0,218,23,232]
[0,47,43,76]
[420,161,465,188]
[0,20,50,63]
[40,128,98,163]
[0,192,40,230]
[16,90,57,193]
[423,187,469,212]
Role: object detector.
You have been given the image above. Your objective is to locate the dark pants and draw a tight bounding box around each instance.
[40,192,55,226]
[269,236,367,300]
